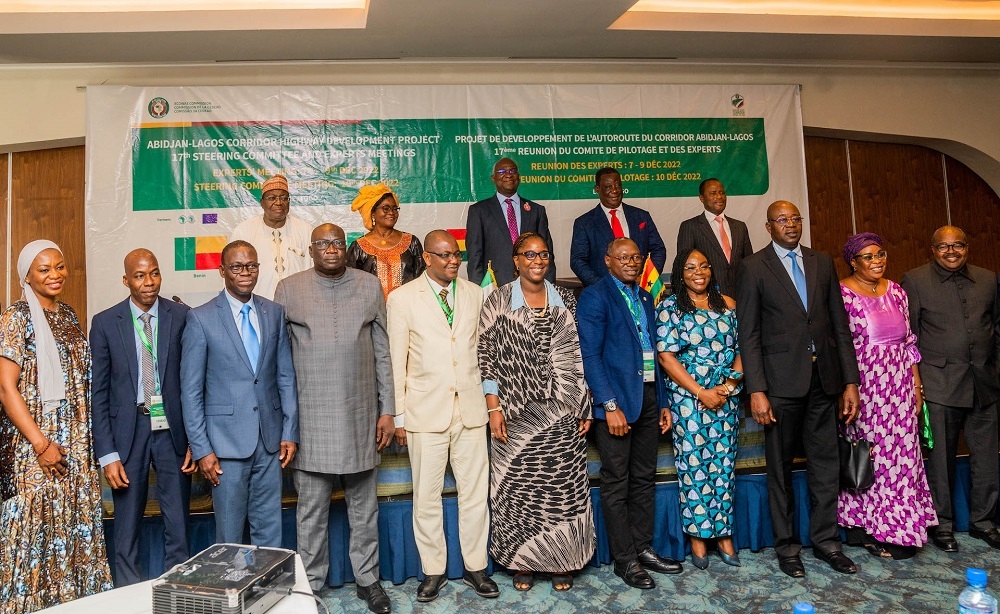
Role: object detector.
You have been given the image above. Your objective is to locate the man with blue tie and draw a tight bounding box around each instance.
[181,240,299,547]
[91,248,196,585]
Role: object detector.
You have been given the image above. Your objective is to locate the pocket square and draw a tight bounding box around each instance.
[639,221,646,230]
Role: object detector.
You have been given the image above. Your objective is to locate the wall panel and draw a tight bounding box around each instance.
[804,136,855,280]
[10,146,88,326]
[946,155,1000,274]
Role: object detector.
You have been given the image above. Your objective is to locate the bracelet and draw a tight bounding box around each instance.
[488,407,502,414]
[695,386,704,401]
[34,439,51,457]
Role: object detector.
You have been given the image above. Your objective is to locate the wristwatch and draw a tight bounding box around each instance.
[604,399,619,413]
[724,383,737,395]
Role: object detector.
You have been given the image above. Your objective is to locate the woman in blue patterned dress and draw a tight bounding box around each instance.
[655,248,743,569]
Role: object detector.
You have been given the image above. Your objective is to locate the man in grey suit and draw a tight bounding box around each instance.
[676,178,753,298]
[181,240,298,547]
[901,225,1000,552]
[274,224,395,613]
[466,157,556,286]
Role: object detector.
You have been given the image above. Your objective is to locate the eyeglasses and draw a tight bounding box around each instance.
[426,250,463,261]
[516,250,551,261]
[854,250,887,263]
[226,262,260,274]
[376,205,400,214]
[611,254,643,264]
[311,239,347,251]
[262,194,290,204]
[683,264,712,273]
[767,216,804,227]
[933,242,967,253]
[495,169,519,176]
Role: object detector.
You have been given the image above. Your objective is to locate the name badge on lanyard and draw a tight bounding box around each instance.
[643,351,656,383]
[149,395,169,431]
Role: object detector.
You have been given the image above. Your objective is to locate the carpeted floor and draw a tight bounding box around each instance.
[317,534,1000,613]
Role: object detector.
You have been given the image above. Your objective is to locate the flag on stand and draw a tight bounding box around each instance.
[639,255,666,304]
[480,260,498,298]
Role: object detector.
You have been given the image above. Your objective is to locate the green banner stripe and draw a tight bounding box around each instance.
[174,237,196,271]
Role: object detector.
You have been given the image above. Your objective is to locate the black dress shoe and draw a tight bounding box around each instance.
[969,527,1000,549]
[813,549,857,574]
[416,574,447,602]
[462,569,500,598]
[636,547,683,574]
[357,581,392,614]
[778,555,805,578]
[931,531,959,552]
[614,559,655,590]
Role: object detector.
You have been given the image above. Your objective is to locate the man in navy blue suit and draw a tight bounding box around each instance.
[577,237,682,590]
[91,248,196,586]
[570,167,667,286]
[181,240,299,547]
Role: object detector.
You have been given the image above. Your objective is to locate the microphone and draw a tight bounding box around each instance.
[172,295,186,305]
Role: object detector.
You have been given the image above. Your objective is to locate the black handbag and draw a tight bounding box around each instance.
[838,434,875,490]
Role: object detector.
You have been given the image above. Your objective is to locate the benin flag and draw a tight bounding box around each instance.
[446,228,468,262]
[640,255,665,304]
[175,236,227,271]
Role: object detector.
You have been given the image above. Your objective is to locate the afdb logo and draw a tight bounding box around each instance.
[731,93,746,116]
[148,97,170,119]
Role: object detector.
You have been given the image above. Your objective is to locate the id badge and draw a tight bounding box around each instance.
[642,351,656,383]
[149,395,169,431]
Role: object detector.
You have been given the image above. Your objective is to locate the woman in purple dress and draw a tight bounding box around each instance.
[838,232,937,560]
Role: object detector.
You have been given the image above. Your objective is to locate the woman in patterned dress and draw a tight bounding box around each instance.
[347,183,425,300]
[0,241,113,613]
[478,232,594,592]
[655,248,743,569]
[837,233,937,560]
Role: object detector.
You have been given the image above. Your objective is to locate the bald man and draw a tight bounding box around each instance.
[91,249,195,585]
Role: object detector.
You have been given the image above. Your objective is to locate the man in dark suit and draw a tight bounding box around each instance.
[181,240,299,547]
[466,157,555,286]
[577,237,682,590]
[570,167,666,287]
[676,178,753,297]
[91,248,196,586]
[736,200,861,578]
[901,225,1000,552]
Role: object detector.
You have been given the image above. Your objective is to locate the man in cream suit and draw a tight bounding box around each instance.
[387,230,498,603]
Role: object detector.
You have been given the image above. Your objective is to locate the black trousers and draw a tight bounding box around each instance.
[593,383,660,565]
[764,363,842,558]
[925,400,998,533]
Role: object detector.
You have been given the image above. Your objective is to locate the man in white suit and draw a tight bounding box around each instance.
[387,230,498,603]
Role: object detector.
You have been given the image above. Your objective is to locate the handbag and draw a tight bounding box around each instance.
[838,434,875,491]
[919,401,935,449]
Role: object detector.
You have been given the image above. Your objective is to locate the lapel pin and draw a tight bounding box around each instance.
[523,202,531,212]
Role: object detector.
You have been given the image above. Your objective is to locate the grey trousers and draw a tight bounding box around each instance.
[294,468,380,590]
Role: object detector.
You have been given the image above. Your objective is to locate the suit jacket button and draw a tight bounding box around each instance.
[449,387,455,392]
[253,406,258,411]
[254,379,258,384]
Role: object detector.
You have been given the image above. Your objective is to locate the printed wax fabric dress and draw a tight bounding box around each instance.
[837,281,937,545]
[0,301,113,614]
[655,294,742,538]
[347,233,425,300]
[477,281,595,572]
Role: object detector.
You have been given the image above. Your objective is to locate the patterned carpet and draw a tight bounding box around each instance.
[318,534,1000,613]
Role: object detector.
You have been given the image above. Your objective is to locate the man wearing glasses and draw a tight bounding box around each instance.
[181,240,299,548]
[231,173,312,299]
[386,230,498,603]
[902,226,1000,552]
[736,200,861,579]
[466,158,556,286]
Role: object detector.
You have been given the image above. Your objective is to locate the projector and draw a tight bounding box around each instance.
[151,543,296,614]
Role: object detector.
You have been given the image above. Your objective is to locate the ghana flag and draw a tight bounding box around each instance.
[447,228,468,261]
[175,236,227,271]
[640,255,666,304]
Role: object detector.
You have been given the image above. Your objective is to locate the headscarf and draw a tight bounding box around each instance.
[351,184,397,231]
[842,232,883,268]
[260,174,289,196]
[17,240,66,409]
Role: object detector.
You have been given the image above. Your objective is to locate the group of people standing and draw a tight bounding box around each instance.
[0,161,997,614]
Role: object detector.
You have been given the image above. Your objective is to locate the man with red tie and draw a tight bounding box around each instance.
[570,167,667,287]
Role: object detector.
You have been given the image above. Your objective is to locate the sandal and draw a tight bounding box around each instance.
[552,572,573,591]
[863,541,892,558]
[513,571,534,591]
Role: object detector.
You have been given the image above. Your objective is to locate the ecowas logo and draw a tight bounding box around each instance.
[148,97,170,119]
[731,94,746,116]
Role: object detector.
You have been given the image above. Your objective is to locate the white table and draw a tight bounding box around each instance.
[40,554,318,614]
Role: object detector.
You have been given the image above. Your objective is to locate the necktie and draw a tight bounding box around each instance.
[240,303,260,371]
[609,209,624,239]
[272,228,285,277]
[505,198,518,244]
[138,312,155,406]
[715,215,732,262]
[787,252,808,309]
[439,288,453,322]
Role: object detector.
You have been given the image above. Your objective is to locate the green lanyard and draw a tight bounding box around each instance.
[618,284,651,351]
[131,311,161,394]
[428,277,456,327]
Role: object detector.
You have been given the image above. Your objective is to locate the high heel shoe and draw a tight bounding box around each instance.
[691,553,710,570]
[718,549,742,567]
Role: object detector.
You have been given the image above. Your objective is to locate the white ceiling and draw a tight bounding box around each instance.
[0,0,998,65]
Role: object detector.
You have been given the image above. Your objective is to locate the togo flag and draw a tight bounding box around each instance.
[481,261,498,298]
[640,255,665,304]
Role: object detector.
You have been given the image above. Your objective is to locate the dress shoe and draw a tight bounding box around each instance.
[931,530,959,553]
[691,554,710,570]
[969,527,1000,549]
[636,548,683,574]
[462,569,499,598]
[614,559,655,590]
[357,581,392,614]
[416,574,447,602]
[813,549,857,574]
[718,549,742,567]
[778,555,805,578]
